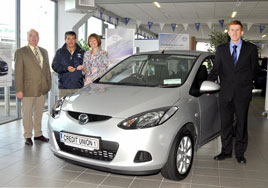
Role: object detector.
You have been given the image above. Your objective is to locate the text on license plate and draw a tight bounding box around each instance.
[60,132,100,151]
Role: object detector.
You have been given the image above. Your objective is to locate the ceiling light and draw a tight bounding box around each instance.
[231,11,237,18]
[224,29,228,33]
[262,34,267,38]
[153,2,161,8]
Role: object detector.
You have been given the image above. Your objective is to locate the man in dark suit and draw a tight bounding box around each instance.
[208,20,258,164]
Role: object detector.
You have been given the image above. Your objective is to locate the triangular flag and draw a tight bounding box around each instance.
[125,18,130,25]
[108,16,111,23]
[100,12,103,20]
[136,20,142,28]
[260,25,265,33]
[171,23,176,32]
[207,21,212,30]
[195,23,200,31]
[183,23,188,31]
[148,22,153,30]
[116,18,119,26]
[261,44,265,49]
[218,19,224,28]
[159,23,165,31]
[247,23,253,31]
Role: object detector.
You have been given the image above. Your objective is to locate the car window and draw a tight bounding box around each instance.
[99,54,196,87]
[189,57,213,97]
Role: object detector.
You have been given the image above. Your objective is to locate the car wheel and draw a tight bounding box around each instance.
[161,127,194,180]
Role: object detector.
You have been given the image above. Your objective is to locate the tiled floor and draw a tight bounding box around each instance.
[0,94,268,188]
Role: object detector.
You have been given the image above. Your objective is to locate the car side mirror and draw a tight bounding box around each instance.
[200,81,220,93]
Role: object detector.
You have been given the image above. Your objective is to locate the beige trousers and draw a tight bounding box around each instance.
[22,95,46,138]
[59,89,80,98]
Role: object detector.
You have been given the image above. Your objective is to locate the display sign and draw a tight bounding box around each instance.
[105,28,135,66]
[159,33,190,51]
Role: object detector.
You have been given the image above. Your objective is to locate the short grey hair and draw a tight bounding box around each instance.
[27,29,39,39]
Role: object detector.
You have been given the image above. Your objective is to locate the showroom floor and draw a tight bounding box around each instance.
[0,94,268,188]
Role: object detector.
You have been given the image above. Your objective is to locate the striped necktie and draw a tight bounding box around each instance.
[34,47,41,65]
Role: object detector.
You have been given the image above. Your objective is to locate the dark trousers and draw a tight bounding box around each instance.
[220,98,250,157]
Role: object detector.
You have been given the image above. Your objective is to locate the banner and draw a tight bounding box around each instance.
[159,33,190,50]
[105,28,135,66]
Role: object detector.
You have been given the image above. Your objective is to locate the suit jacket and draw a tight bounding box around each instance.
[208,40,258,102]
[15,46,51,97]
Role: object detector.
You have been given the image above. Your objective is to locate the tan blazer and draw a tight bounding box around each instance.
[15,46,51,97]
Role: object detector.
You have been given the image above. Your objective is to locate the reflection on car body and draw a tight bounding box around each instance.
[48,50,221,181]
[0,57,8,76]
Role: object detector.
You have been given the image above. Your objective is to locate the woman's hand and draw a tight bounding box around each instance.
[76,65,84,71]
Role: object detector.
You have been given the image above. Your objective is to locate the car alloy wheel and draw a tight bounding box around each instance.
[176,136,192,174]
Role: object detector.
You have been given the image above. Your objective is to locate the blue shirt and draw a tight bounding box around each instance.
[229,40,242,62]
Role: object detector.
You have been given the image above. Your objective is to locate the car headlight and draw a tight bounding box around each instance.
[51,96,68,118]
[118,106,178,129]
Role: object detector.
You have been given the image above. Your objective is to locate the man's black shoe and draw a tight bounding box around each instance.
[25,138,33,145]
[34,135,49,142]
[214,153,232,160]
[236,156,247,164]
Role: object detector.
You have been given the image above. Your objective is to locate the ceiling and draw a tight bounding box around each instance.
[95,0,268,42]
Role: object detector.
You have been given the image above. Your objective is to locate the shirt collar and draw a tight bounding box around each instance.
[230,39,242,48]
[28,44,38,51]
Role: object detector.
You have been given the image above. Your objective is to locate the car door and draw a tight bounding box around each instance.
[190,56,221,146]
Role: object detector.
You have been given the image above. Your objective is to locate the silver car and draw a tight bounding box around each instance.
[48,50,221,180]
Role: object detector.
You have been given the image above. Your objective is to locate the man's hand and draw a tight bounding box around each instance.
[76,65,84,71]
[68,66,75,72]
[16,91,23,99]
[101,50,107,54]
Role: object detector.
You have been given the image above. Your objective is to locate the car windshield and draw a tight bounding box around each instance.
[98,54,197,87]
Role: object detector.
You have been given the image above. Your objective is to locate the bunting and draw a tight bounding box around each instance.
[183,23,188,31]
[195,23,200,31]
[247,23,253,31]
[260,25,265,33]
[159,23,165,31]
[136,20,142,28]
[125,18,130,25]
[148,22,153,30]
[171,23,176,32]
[218,19,224,28]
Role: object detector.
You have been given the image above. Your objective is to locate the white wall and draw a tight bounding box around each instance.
[261,46,268,57]
[57,0,85,48]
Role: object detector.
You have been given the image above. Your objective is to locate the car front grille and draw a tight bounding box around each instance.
[67,111,112,122]
[54,131,119,161]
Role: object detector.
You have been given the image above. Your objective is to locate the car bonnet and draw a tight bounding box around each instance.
[61,83,180,119]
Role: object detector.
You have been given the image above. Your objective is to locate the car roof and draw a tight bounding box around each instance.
[137,50,214,57]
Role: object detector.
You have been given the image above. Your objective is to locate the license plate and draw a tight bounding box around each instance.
[60,132,100,151]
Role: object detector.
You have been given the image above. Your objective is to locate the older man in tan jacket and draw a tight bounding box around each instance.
[15,29,51,145]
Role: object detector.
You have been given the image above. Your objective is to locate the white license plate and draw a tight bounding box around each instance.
[60,132,100,151]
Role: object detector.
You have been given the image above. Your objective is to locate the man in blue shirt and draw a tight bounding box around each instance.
[208,20,258,164]
[52,31,85,98]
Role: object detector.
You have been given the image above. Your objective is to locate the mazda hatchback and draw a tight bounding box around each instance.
[48,50,220,180]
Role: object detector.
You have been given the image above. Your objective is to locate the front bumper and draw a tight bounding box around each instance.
[48,110,179,174]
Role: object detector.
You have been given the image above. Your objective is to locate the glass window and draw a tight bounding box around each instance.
[99,54,196,87]
[20,0,55,61]
[0,0,16,123]
[87,17,102,36]
[78,23,86,42]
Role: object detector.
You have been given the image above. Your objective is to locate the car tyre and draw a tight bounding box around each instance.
[161,127,194,180]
